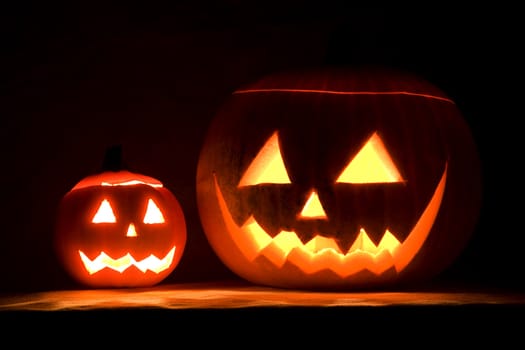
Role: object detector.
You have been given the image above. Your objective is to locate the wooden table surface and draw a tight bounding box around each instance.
[1,280,524,343]
[1,280,524,311]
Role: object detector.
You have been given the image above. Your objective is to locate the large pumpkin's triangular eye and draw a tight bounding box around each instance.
[143,198,165,224]
[238,131,291,187]
[336,132,404,184]
[92,199,117,223]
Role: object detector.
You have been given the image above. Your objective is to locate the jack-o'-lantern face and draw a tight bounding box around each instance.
[214,130,446,277]
[196,67,481,290]
[81,196,173,275]
[55,170,187,288]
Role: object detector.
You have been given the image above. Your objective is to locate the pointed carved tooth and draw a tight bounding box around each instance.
[245,219,300,267]
[348,228,379,254]
[272,231,304,255]
[377,230,401,255]
[234,216,272,261]
[258,230,302,267]
[259,240,290,267]
[243,216,273,254]
[305,235,342,254]
[346,228,401,257]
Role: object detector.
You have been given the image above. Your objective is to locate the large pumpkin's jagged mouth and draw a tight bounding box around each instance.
[213,165,447,277]
[78,247,176,274]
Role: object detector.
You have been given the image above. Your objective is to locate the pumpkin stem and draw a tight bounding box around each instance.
[102,144,126,171]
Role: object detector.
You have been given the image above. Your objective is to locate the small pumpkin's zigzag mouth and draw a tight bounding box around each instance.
[214,164,447,277]
[79,247,176,274]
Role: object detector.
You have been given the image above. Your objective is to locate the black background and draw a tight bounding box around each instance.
[1,3,522,293]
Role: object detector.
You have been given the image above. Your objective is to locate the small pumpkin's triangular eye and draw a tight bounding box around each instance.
[238,131,291,187]
[336,133,404,184]
[143,199,165,224]
[92,199,117,223]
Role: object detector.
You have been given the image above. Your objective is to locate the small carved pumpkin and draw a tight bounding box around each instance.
[55,146,187,288]
[196,66,482,290]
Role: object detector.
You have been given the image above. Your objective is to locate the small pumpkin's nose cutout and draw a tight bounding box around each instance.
[298,190,328,219]
[126,223,138,237]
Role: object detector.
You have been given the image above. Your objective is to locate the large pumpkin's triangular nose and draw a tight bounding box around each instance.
[298,190,328,219]
[126,223,138,237]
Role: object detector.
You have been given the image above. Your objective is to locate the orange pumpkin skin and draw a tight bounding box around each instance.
[55,170,187,288]
[196,67,482,290]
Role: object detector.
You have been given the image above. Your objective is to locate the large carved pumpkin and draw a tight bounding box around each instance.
[55,146,187,288]
[196,66,482,290]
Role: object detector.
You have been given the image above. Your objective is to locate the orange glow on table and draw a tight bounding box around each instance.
[1,282,524,311]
